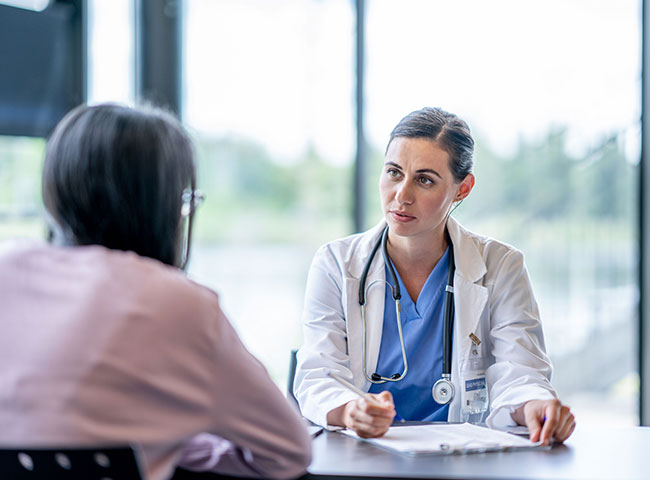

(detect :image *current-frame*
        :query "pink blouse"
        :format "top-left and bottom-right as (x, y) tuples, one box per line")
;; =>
(0, 241), (311, 480)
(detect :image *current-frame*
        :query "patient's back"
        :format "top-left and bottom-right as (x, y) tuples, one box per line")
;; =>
(0, 240), (225, 480)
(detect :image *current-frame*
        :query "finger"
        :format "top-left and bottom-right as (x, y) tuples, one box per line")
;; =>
(349, 405), (379, 425)
(554, 422), (574, 443)
(351, 400), (394, 427)
(344, 399), (373, 427)
(355, 421), (391, 438)
(561, 420), (576, 442)
(355, 397), (385, 415)
(524, 407), (543, 443)
(373, 421), (392, 437)
(371, 392), (395, 410)
(364, 395), (395, 418)
(527, 418), (542, 443)
(349, 408), (393, 438)
(539, 401), (561, 446)
(377, 390), (394, 404)
(551, 407), (572, 438)
(350, 413), (374, 428)
(352, 419), (378, 437)
(366, 403), (395, 418)
(554, 412), (576, 442)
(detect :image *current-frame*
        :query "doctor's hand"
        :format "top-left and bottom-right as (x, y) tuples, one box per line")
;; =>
(512, 399), (576, 446)
(336, 391), (396, 438)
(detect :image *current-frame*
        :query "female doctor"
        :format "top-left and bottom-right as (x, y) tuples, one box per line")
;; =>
(294, 107), (575, 445)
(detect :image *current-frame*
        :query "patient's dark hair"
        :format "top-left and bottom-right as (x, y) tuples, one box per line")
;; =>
(387, 107), (474, 182)
(42, 103), (195, 267)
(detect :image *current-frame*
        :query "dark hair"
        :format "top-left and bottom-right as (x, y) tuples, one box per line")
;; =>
(386, 107), (474, 182)
(42, 103), (196, 267)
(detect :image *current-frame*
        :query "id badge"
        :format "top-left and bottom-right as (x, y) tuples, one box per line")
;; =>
(460, 337), (488, 417)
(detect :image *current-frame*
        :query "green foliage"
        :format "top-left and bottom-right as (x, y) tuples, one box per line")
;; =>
(0, 136), (46, 241)
(0, 128), (637, 251)
(189, 127), (638, 250)
(192, 135), (353, 247)
(0, 136), (45, 209)
(461, 128), (636, 227)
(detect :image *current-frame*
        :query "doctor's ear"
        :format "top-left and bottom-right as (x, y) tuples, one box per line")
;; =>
(455, 174), (475, 202)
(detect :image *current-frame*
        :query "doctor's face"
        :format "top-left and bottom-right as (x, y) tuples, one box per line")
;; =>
(379, 137), (474, 242)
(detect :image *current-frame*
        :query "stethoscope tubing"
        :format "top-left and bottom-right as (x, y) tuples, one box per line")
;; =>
(358, 224), (455, 385)
(441, 240), (455, 376)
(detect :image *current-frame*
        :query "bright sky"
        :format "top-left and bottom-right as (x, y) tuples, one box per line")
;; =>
(88, 0), (641, 164)
(364, 0), (641, 161)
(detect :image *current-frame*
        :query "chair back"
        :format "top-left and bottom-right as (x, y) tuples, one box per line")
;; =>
(0, 446), (144, 479)
(287, 348), (299, 406)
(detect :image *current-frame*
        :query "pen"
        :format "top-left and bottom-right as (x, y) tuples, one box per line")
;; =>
(327, 371), (405, 423)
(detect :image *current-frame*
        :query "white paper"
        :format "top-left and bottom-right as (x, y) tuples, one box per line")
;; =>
(341, 422), (540, 455)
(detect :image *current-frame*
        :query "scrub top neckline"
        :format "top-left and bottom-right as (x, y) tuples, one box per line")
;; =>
(386, 246), (450, 320)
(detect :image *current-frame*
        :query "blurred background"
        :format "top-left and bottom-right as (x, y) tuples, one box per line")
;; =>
(0, 0), (642, 426)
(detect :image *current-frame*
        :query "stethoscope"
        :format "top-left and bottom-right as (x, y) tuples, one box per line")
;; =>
(358, 224), (456, 405)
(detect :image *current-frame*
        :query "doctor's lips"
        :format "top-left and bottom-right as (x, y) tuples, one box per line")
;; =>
(389, 210), (416, 222)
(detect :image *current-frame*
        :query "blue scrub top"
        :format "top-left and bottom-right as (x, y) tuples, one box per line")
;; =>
(368, 247), (451, 421)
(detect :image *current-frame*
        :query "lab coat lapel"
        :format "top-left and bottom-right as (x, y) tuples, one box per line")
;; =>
(447, 217), (488, 359)
(345, 221), (386, 390)
(453, 276), (488, 359)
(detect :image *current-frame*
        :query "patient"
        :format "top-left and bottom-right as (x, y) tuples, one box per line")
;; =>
(0, 104), (311, 480)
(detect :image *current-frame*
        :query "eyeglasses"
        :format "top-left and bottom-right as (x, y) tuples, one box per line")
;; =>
(181, 188), (206, 217)
(180, 188), (205, 270)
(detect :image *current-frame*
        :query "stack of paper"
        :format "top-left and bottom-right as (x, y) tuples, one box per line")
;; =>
(341, 422), (541, 455)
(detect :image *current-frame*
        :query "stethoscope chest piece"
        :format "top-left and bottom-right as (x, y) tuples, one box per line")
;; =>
(432, 377), (454, 405)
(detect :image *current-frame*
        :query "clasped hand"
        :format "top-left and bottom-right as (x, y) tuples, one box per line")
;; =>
(342, 391), (395, 438)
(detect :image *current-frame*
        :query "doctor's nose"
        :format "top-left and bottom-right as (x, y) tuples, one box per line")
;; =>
(395, 182), (414, 205)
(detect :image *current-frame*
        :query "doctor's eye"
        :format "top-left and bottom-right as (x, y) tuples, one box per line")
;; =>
(386, 168), (401, 178)
(418, 175), (434, 186)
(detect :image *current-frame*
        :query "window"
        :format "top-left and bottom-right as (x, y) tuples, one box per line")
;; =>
(0, 0), (642, 422)
(365, 0), (641, 425)
(0, 0), (133, 242)
(87, 0), (133, 105)
(183, 0), (355, 383)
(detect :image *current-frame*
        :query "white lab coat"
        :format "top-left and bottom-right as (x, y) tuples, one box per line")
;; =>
(295, 217), (557, 429)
